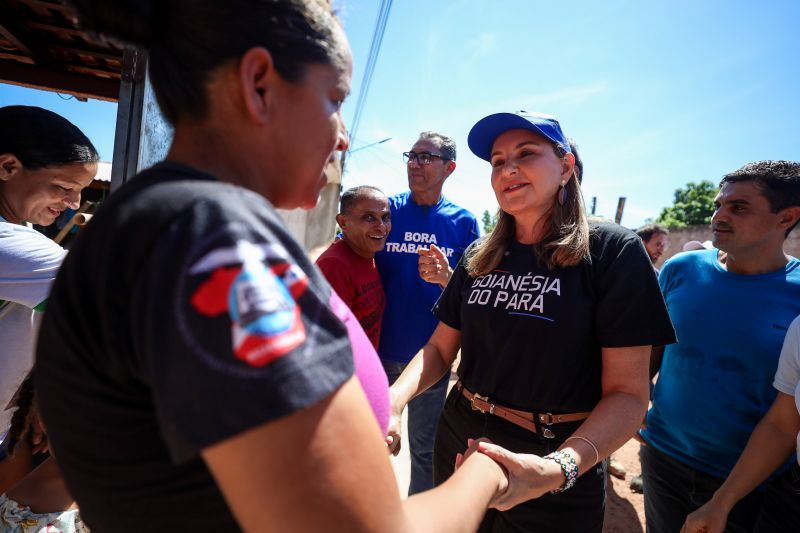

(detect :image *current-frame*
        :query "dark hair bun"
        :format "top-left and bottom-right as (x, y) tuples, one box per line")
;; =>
(0, 105), (99, 169)
(69, 0), (163, 48)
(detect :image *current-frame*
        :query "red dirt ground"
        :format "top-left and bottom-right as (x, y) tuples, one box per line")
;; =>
(603, 438), (646, 533)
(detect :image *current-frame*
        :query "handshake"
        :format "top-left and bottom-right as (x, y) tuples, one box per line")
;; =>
(386, 415), (569, 511)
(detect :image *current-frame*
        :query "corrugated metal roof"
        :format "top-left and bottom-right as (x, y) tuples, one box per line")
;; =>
(94, 160), (111, 182)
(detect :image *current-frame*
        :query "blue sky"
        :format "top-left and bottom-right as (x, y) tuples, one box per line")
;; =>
(337, 0), (800, 227)
(2, 0), (798, 228)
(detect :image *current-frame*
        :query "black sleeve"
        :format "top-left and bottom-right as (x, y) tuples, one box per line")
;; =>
(131, 200), (354, 463)
(592, 226), (676, 348)
(432, 254), (471, 330)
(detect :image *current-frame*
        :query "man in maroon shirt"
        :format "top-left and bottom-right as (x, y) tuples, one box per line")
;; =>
(316, 186), (391, 349)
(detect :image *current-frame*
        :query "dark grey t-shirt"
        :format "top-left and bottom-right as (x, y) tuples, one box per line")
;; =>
(36, 163), (353, 532)
(434, 222), (675, 413)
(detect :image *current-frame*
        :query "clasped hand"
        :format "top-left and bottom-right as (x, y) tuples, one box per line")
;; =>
(456, 438), (565, 510)
(385, 402), (403, 455)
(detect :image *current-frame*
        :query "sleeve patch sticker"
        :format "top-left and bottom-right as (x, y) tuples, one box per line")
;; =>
(189, 240), (307, 367)
(191, 267), (240, 316)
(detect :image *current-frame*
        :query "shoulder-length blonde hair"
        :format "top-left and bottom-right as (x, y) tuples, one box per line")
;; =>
(466, 150), (590, 276)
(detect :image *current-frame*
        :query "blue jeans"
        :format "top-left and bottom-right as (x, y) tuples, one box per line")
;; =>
(641, 444), (762, 533)
(381, 358), (449, 495)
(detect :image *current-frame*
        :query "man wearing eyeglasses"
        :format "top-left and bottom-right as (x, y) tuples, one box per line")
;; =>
(376, 131), (480, 495)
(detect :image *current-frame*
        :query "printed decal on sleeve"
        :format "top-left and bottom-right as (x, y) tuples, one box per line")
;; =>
(188, 240), (308, 367)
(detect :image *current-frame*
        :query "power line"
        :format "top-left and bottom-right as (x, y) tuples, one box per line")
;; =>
(349, 136), (392, 154)
(350, 0), (392, 143)
(343, 0), (392, 172)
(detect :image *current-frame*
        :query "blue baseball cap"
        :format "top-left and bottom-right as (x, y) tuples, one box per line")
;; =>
(467, 111), (571, 162)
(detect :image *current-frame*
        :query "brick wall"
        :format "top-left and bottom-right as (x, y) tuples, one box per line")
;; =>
(654, 225), (800, 269)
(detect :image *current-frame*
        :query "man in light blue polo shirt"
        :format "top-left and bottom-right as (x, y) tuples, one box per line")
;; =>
(376, 131), (479, 495)
(641, 160), (800, 533)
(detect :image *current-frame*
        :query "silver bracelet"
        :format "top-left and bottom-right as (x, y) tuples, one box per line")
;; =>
(564, 435), (600, 466)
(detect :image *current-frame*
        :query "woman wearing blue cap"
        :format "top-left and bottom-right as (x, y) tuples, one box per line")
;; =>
(387, 111), (676, 531)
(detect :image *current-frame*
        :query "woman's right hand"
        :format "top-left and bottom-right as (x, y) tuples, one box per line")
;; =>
(681, 499), (730, 533)
(383, 324), (462, 457)
(476, 441), (565, 510)
(385, 397), (404, 456)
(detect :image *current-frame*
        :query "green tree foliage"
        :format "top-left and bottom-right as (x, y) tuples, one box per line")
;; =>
(656, 180), (718, 228)
(481, 209), (496, 234)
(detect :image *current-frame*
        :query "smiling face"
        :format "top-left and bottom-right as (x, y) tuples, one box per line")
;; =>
(337, 193), (391, 258)
(489, 128), (573, 220)
(711, 180), (792, 255)
(0, 158), (97, 225)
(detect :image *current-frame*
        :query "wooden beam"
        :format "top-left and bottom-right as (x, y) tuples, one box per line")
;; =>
(0, 51), (35, 64)
(67, 63), (121, 79)
(12, 0), (74, 17)
(52, 45), (122, 63)
(0, 3), (48, 62)
(26, 21), (86, 39)
(0, 60), (119, 101)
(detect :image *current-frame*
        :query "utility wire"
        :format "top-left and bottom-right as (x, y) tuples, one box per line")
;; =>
(342, 0), (393, 172)
(350, 0), (391, 143)
(349, 137), (392, 154)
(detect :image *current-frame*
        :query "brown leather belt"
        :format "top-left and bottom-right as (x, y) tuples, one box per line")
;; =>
(455, 381), (590, 438)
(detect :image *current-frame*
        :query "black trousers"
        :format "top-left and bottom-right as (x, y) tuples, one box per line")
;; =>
(433, 387), (606, 533)
(640, 443), (762, 533)
(753, 461), (800, 533)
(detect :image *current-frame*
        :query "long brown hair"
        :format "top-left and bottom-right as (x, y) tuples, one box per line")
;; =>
(466, 148), (590, 276)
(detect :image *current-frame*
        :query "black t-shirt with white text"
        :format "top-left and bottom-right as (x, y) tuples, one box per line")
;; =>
(35, 163), (354, 532)
(433, 223), (675, 413)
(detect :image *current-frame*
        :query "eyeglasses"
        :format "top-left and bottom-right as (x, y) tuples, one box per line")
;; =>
(402, 151), (451, 165)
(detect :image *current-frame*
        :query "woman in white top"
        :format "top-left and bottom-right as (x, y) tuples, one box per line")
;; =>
(0, 105), (99, 483)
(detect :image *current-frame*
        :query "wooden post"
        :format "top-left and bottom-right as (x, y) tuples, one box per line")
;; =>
(614, 197), (626, 225)
(110, 49), (147, 192)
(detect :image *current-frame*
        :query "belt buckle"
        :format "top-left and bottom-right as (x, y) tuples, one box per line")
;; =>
(539, 413), (557, 439)
(471, 393), (495, 415)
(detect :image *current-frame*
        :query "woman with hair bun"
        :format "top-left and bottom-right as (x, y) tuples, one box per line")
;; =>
(387, 111), (676, 531)
(0, 105), (98, 487)
(34, 1), (509, 532)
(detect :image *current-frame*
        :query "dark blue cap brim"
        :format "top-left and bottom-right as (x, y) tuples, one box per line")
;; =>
(468, 112), (568, 162)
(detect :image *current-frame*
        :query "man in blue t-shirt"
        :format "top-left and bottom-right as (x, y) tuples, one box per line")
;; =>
(641, 160), (800, 533)
(376, 131), (479, 495)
